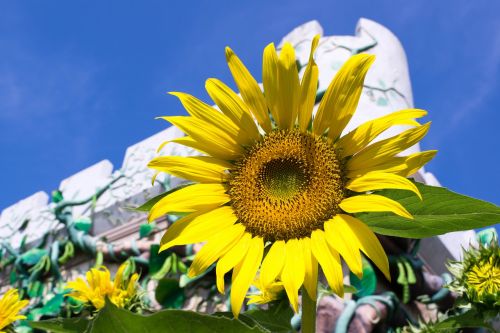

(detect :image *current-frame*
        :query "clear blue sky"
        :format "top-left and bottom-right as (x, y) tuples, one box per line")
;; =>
(0, 1), (498, 232)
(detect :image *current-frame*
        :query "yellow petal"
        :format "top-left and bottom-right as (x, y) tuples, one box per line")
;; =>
(335, 215), (390, 280)
(339, 194), (413, 219)
(149, 183), (230, 221)
(310, 230), (344, 297)
(324, 219), (363, 278)
(276, 43), (300, 129)
(169, 92), (253, 145)
(162, 136), (227, 161)
(215, 233), (252, 294)
(148, 156), (231, 183)
(346, 172), (422, 200)
(160, 206), (238, 252)
(159, 116), (244, 159)
(231, 236), (264, 317)
(127, 273), (139, 293)
(281, 239), (305, 313)
(113, 261), (129, 289)
(226, 47), (272, 132)
(336, 109), (427, 158)
(313, 54), (375, 139)
(260, 240), (286, 287)
(188, 223), (246, 277)
(347, 123), (431, 171)
(262, 43), (280, 126)
(298, 35), (320, 131)
(402, 150), (438, 176)
(347, 150), (437, 178)
(205, 78), (260, 142)
(301, 237), (318, 300)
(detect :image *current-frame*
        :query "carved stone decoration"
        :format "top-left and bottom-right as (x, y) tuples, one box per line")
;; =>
(0, 192), (58, 249)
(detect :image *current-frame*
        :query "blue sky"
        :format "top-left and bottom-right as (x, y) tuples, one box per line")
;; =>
(0, 1), (498, 232)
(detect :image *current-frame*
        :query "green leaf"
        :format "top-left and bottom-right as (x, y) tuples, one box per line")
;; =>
(243, 299), (294, 333)
(356, 182), (500, 238)
(130, 183), (192, 212)
(29, 317), (91, 333)
(432, 309), (494, 332)
(155, 278), (184, 309)
(89, 301), (265, 332)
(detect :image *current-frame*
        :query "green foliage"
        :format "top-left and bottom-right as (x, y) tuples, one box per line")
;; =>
(402, 309), (495, 332)
(431, 310), (495, 332)
(31, 301), (268, 332)
(356, 182), (500, 238)
(29, 317), (91, 333)
(242, 300), (295, 333)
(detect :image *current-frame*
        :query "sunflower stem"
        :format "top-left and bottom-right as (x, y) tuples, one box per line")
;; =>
(301, 287), (316, 333)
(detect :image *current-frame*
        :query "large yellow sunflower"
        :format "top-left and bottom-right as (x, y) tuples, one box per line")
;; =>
(148, 35), (436, 316)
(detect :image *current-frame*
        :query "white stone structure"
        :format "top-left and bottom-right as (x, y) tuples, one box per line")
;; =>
(0, 19), (475, 277)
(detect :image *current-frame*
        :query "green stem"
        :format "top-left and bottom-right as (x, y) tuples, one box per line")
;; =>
(301, 287), (316, 333)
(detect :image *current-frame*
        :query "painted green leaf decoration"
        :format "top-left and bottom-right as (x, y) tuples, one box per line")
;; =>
(349, 257), (377, 298)
(74, 217), (92, 233)
(155, 278), (184, 309)
(28, 293), (65, 320)
(356, 182), (500, 238)
(20, 248), (47, 265)
(148, 244), (170, 277)
(139, 222), (156, 239)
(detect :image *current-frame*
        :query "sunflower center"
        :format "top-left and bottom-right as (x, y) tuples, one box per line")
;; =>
(229, 129), (345, 241)
(260, 158), (307, 200)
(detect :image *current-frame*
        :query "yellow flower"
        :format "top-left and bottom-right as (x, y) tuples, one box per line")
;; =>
(0, 289), (29, 333)
(247, 278), (284, 305)
(466, 256), (500, 299)
(148, 35), (435, 316)
(66, 262), (139, 310)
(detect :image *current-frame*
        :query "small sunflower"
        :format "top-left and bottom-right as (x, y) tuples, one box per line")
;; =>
(246, 278), (284, 305)
(0, 289), (29, 333)
(448, 240), (500, 308)
(148, 35), (436, 316)
(66, 262), (140, 310)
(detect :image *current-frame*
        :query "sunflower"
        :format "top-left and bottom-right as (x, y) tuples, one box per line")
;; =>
(148, 35), (436, 316)
(0, 289), (29, 333)
(448, 240), (500, 308)
(66, 262), (139, 310)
